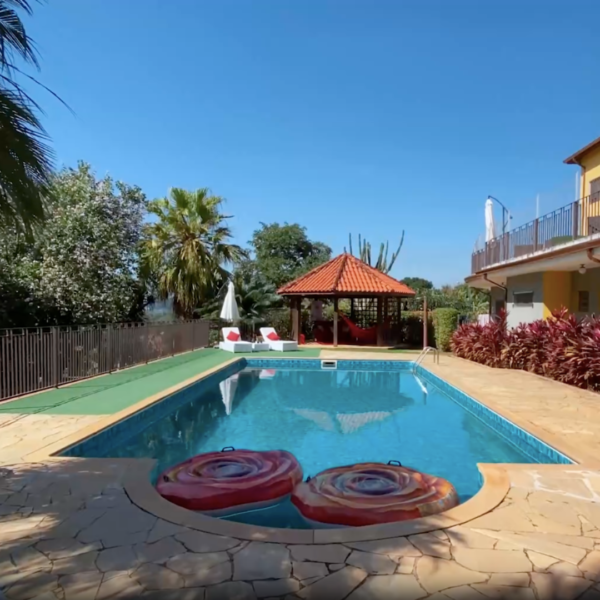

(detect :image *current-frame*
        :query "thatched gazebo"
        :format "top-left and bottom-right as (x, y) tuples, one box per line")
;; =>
(277, 253), (415, 347)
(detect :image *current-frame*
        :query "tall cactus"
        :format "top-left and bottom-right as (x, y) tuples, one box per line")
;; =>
(345, 231), (405, 274)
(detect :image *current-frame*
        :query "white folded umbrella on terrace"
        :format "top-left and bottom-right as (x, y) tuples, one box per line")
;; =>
(485, 197), (496, 243)
(220, 281), (240, 322)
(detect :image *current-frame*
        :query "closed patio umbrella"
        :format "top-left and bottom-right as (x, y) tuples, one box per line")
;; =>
(220, 281), (240, 322)
(485, 198), (496, 242)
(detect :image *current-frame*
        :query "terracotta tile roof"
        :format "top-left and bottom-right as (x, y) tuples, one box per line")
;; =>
(277, 253), (416, 296)
(564, 134), (600, 164)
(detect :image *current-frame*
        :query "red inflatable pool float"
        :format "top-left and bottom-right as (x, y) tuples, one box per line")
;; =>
(291, 462), (458, 527)
(156, 448), (303, 514)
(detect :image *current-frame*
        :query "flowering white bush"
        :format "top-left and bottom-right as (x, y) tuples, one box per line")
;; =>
(0, 162), (147, 326)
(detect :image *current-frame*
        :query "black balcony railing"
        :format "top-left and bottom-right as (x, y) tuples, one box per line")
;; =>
(471, 195), (600, 273)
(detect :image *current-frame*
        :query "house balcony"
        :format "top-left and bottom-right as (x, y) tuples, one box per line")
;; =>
(471, 195), (600, 274)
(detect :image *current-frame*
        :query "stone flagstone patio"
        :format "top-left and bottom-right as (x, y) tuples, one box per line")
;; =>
(1, 351), (600, 599)
(1, 460), (600, 600)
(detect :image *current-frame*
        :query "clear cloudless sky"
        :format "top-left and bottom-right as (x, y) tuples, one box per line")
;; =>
(23, 0), (600, 285)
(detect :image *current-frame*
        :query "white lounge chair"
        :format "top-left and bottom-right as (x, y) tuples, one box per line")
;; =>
(259, 327), (298, 352)
(219, 327), (253, 353)
(252, 341), (270, 352)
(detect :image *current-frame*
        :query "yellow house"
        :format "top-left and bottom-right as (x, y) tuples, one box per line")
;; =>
(564, 136), (600, 236)
(467, 135), (600, 328)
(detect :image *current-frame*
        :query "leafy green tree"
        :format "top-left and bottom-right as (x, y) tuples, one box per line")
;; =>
(0, 162), (148, 326)
(403, 281), (489, 321)
(345, 232), (404, 274)
(0, 223), (49, 326)
(144, 188), (247, 318)
(426, 284), (489, 317)
(38, 163), (147, 323)
(402, 277), (434, 294)
(451, 284), (489, 316)
(0, 0), (59, 227)
(250, 223), (331, 289)
(323, 299), (351, 319)
(234, 272), (281, 332)
(233, 257), (260, 281)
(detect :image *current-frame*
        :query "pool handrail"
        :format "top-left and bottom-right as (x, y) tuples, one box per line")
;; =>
(413, 346), (439, 372)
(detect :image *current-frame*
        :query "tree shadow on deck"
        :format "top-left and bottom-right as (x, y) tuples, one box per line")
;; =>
(1, 461), (598, 600)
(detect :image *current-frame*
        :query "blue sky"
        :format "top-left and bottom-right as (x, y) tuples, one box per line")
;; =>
(25, 0), (600, 285)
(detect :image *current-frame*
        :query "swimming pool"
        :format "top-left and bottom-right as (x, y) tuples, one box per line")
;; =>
(62, 359), (572, 529)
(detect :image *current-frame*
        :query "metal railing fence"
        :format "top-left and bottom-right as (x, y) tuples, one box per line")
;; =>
(0, 319), (210, 401)
(472, 194), (600, 273)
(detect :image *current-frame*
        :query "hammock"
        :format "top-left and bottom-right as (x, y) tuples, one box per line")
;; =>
(340, 314), (378, 345)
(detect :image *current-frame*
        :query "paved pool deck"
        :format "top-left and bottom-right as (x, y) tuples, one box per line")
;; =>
(1, 350), (600, 600)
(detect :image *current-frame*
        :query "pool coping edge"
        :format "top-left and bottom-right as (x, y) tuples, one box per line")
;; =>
(120, 460), (511, 544)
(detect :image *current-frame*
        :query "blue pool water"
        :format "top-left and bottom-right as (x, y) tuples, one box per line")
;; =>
(78, 363), (554, 528)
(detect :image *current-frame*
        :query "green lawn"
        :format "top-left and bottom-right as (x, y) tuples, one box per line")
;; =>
(0, 347), (322, 416)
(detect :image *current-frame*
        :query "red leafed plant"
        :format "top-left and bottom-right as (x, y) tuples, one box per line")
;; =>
(502, 318), (550, 375)
(452, 307), (600, 391)
(451, 310), (507, 367)
(475, 310), (507, 368)
(451, 321), (483, 362)
(544, 309), (600, 389)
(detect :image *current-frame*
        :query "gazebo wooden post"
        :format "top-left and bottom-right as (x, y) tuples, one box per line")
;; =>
(383, 296), (389, 346)
(291, 296), (301, 342)
(423, 295), (428, 348)
(397, 297), (402, 346)
(333, 297), (339, 347)
(376, 296), (384, 347)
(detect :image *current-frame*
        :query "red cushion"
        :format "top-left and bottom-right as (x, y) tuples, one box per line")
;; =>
(267, 332), (280, 341)
(226, 331), (240, 342)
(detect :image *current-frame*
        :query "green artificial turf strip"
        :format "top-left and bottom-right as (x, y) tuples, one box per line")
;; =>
(0, 347), (322, 416)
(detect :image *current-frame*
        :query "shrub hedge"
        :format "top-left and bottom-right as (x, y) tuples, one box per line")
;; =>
(399, 311), (434, 348)
(451, 308), (600, 391)
(432, 308), (460, 351)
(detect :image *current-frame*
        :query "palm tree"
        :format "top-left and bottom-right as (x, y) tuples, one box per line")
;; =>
(143, 188), (247, 318)
(233, 270), (281, 335)
(0, 0), (55, 227)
